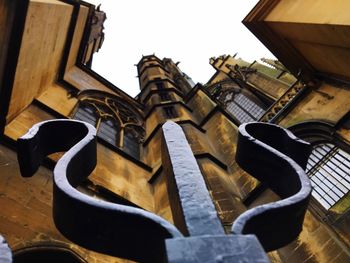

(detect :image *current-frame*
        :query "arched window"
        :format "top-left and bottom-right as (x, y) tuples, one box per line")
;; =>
(209, 80), (268, 124)
(290, 121), (350, 211)
(72, 90), (145, 160)
(306, 143), (350, 209)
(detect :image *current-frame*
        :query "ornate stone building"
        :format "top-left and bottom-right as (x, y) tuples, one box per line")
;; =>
(0, 0), (349, 262)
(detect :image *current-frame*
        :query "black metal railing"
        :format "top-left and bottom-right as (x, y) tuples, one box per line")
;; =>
(2, 120), (313, 262)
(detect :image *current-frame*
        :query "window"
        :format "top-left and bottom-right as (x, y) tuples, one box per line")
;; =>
(73, 104), (97, 126)
(224, 92), (265, 123)
(97, 118), (119, 146)
(306, 143), (350, 210)
(73, 91), (145, 159)
(288, 121), (350, 215)
(163, 106), (178, 119)
(123, 126), (141, 159)
(159, 91), (171, 101)
(156, 82), (164, 89)
(210, 81), (267, 124)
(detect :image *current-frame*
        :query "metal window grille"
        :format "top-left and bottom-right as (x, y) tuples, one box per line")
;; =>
(306, 143), (350, 209)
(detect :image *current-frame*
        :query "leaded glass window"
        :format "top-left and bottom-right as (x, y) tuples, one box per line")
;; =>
(306, 143), (350, 209)
(74, 104), (97, 126)
(224, 92), (265, 123)
(123, 126), (141, 159)
(210, 81), (267, 124)
(73, 91), (145, 159)
(98, 118), (119, 146)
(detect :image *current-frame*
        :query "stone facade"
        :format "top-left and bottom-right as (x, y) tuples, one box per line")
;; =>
(0, 0), (349, 262)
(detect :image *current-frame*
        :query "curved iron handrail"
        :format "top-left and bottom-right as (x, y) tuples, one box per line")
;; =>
(17, 119), (182, 262)
(232, 122), (312, 251)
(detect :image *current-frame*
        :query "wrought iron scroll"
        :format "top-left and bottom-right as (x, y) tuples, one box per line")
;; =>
(17, 119), (182, 262)
(163, 121), (312, 258)
(15, 120), (312, 262)
(162, 121), (269, 262)
(232, 122), (312, 251)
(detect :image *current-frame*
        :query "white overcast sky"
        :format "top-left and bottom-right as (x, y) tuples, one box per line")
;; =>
(88, 0), (275, 97)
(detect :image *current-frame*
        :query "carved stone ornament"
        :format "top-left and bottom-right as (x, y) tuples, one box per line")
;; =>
(226, 64), (257, 81)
